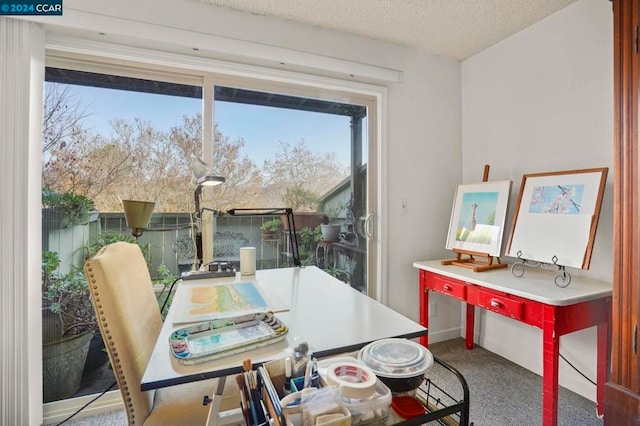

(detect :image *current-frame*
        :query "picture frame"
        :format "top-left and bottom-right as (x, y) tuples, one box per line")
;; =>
(445, 180), (512, 257)
(506, 167), (608, 270)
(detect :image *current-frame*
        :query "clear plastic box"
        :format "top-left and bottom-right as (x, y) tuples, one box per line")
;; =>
(317, 357), (392, 425)
(340, 378), (392, 425)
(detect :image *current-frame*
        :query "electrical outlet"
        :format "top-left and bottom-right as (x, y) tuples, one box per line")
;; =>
(400, 197), (408, 215)
(429, 301), (437, 317)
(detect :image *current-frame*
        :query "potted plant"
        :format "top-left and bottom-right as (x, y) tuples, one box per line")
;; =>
(42, 188), (96, 229)
(42, 250), (96, 402)
(260, 219), (282, 240)
(320, 205), (343, 242)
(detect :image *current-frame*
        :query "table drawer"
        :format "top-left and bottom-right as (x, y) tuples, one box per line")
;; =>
(427, 274), (467, 300)
(476, 290), (523, 320)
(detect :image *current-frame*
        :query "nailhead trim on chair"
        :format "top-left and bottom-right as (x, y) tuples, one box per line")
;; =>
(85, 262), (138, 424)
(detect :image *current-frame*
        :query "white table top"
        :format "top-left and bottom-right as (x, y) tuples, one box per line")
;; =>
(141, 266), (427, 391)
(413, 260), (612, 306)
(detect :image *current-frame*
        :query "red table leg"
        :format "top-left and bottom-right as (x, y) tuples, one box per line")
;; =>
(596, 321), (607, 417)
(542, 305), (559, 426)
(419, 276), (428, 347)
(466, 303), (475, 349)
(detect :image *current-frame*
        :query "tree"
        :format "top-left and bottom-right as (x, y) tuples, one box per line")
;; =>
(262, 140), (349, 211)
(43, 83), (265, 212)
(168, 115), (263, 212)
(42, 83), (345, 214)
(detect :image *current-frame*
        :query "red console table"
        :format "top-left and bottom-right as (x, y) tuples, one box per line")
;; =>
(413, 260), (612, 426)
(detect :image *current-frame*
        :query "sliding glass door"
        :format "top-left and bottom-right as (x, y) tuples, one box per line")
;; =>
(41, 58), (379, 415)
(207, 84), (370, 292)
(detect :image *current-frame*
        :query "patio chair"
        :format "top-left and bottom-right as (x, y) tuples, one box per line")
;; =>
(83, 241), (238, 425)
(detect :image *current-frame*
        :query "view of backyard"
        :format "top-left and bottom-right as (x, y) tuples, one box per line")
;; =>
(42, 67), (368, 405)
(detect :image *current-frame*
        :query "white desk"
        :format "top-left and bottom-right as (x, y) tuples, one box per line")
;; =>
(142, 266), (427, 391)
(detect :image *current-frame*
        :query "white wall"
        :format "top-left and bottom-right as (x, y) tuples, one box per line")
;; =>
(461, 0), (613, 401)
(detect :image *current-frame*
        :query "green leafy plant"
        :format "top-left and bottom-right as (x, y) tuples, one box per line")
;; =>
(324, 265), (350, 283)
(79, 230), (147, 261)
(260, 219), (282, 233)
(155, 264), (177, 317)
(42, 251), (96, 337)
(296, 226), (322, 264)
(323, 204), (344, 224)
(42, 188), (95, 228)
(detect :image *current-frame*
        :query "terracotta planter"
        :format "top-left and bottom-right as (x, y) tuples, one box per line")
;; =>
(280, 212), (326, 231)
(261, 231), (278, 240)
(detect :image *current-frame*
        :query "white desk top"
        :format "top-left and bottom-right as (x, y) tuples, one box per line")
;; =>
(413, 260), (612, 306)
(141, 266), (426, 391)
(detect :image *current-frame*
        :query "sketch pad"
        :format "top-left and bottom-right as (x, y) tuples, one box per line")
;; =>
(172, 281), (275, 324)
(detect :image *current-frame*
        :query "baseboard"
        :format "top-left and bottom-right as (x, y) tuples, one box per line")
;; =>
(427, 326), (462, 344)
(42, 390), (123, 425)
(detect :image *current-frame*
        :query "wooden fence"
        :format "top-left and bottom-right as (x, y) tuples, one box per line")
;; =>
(44, 211), (286, 279)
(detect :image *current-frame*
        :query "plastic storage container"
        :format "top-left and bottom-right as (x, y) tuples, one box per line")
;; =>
(340, 378), (392, 425)
(358, 338), (434, 393)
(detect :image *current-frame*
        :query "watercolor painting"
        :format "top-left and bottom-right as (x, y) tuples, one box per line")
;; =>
(528, 184), (585, 215)
(446, 180), (512, 257)
(456, 191), (499, 244)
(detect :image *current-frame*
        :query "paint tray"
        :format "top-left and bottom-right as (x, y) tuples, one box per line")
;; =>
(169, 311), (288, 365)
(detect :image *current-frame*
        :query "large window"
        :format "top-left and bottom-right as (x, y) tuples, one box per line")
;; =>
(42, 65), (372, 409)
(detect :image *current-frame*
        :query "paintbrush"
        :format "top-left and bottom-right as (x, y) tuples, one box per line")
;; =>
(235, 374), (251, 425)
(243, 358), (267, 424)
(242, 359), (265, 425)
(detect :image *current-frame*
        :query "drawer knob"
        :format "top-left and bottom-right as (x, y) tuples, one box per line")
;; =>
(443, 285), (452, 291)
(490, 299), (502, 308)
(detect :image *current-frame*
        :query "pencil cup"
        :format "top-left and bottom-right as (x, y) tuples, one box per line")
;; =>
(240, 247), (256, 276)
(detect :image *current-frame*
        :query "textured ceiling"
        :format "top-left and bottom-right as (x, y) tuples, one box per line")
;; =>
(196, 0), (578, 60)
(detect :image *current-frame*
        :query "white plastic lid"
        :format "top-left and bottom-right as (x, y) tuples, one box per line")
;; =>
(357, 338), (434, 378)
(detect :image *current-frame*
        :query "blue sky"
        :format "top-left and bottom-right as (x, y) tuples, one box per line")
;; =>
(66, 85), (352, 167)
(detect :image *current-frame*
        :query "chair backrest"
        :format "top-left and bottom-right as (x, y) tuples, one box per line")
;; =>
(84, 241), (163, 425)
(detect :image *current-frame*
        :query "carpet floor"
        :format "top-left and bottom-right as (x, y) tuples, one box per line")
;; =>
(427, 338), (603, 426)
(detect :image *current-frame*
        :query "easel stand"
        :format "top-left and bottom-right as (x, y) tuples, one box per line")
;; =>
(441, 164), (508, 273)
(441, 249), (507, 272)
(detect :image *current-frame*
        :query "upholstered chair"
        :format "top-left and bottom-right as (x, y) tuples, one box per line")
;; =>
(83, 241), (238, 425)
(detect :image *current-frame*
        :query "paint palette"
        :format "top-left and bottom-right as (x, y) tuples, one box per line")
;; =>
(169, 312), (288, 365)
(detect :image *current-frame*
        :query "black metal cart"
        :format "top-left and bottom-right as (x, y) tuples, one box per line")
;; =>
(392, 355), (471, 426)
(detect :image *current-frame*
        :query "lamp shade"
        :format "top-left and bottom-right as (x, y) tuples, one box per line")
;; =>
(198, 175), (225, 186)
(122, 200), (155, 238)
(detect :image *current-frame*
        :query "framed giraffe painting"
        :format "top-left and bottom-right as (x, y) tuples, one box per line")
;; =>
(505, 167), (608, 270)
(445, 180), (512, 257)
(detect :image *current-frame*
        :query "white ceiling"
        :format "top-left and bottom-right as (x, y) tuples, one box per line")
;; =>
(195, 0), (578, 60)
